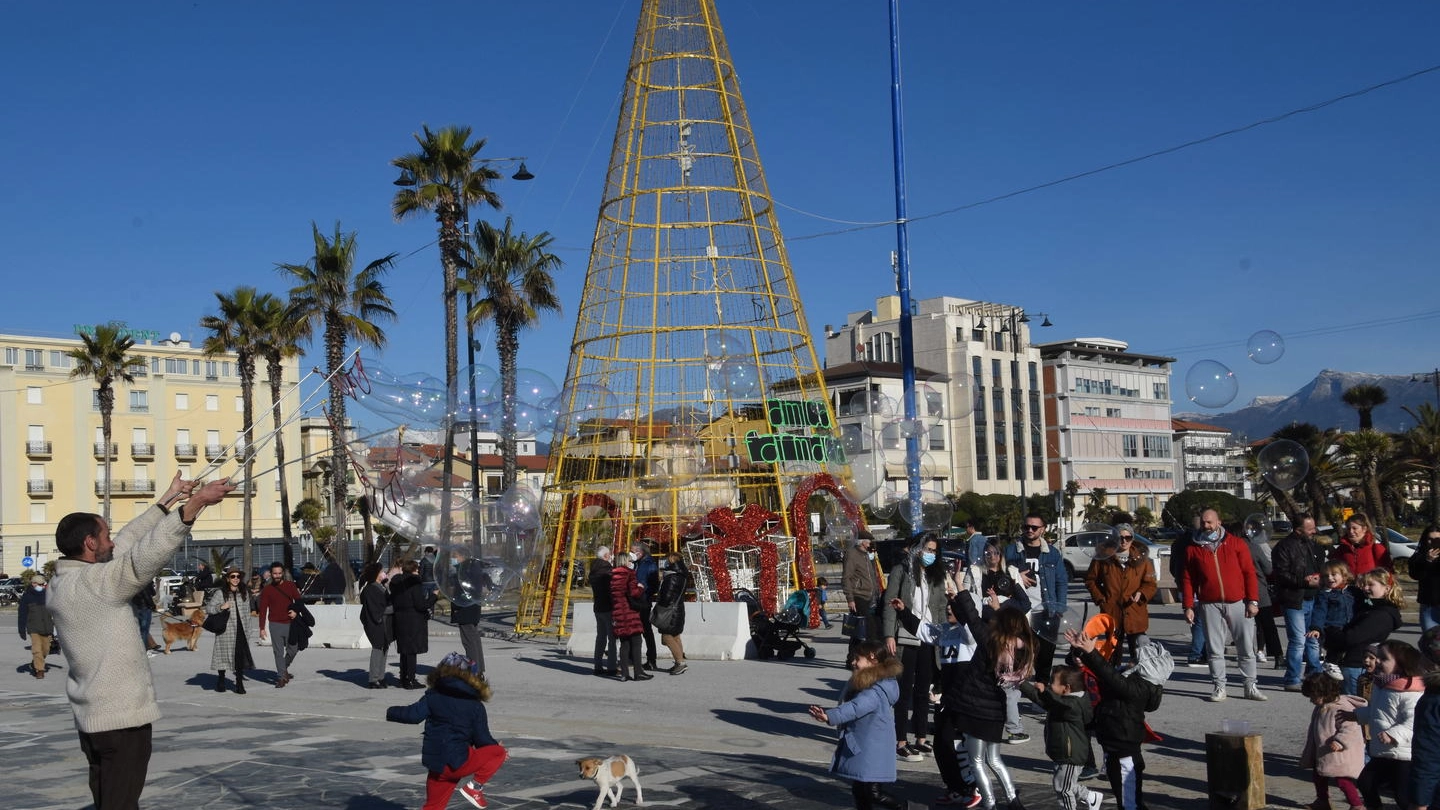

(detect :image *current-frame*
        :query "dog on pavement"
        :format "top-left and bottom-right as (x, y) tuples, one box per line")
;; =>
(161, 609), (206, 653)
(576, 754), (643, 809)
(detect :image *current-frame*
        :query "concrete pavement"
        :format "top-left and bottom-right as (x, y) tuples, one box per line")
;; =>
(3, 591), (1420, 809)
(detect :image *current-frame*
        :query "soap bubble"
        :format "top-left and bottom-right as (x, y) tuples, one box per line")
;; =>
(1185, 360), (1238, 409)
(1033, 603), (1089, 646)
(1243, 513), (1271, 541)
(704, 330), (743, 359)
(845, 391), (898, 419)
(1257, 439), (1309, 490)
(495, 484), (542, 534)
(840, 423), (872, 458)
(936, 373), (976, 420)
(719, 358), (762, 398)
(1246, 330), (1285, 365)
(844, 452), (885, 502)
(352, 359), (448, 428)
(916, 380), (945, 422)
(871, 488), (901, 519)
(437, 546), (517, 607)
(553, 382), (618, 438)
(894, 488), (953, 532)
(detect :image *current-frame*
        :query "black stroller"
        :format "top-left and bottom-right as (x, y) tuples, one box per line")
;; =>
(735, 587), (816, 660)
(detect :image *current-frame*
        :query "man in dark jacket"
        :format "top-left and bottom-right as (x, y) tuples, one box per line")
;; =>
(1181, 508), (1263, 702)
(19, 574), (55, 678)
(1071, 632), (1169, 810)
(1271, 513), (1327, 691)
(589, 546), (617, 676)
(630, 540), (660, 671)
(448, 552), (488, 677)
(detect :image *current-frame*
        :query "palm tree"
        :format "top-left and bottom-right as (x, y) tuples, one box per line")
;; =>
(254, 293), (305, 572)
(1338, 429), (1394, 525)
(391, 125), (503, 544)
(466, 217), (563, 491)
(1343, 384), (1389, 431)
(280, 222), (397, 602)
(68, 324), (146, 523)
(1404, 403), (1440, 524)
(201, 287), (267, 576)
(1271, 423), (1343, 525)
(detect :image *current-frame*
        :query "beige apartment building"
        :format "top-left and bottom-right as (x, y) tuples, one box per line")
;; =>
(0, 327), (303, 575)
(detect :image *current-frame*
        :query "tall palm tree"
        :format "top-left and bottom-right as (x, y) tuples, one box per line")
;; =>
(1338, 429), (1394, 525)
(1404, 403), (1440, 524)
(1271, 423), (1342, 524)
(280, 222), (397, 601)
(1343, 383), (1389, 431)
(68, 324), (145, 523)
(391, 125), (503, 543)
(466, 217), (563, 491)
(254, 293), (305, 572)
(201, 287), (267, 576)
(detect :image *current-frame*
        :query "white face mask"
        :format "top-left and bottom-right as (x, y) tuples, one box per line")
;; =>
(33, 585), (46, 592)
(629, 551), (641, 562)
(866, 552), (876, 561)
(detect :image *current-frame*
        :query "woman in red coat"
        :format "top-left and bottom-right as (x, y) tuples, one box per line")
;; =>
(610, 555), (651, 682)
(1331, 513), (1393, 577)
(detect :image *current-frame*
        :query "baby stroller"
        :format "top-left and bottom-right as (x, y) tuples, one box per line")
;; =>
(735, 587), (816, 660)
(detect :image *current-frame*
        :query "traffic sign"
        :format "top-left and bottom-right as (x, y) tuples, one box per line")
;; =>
(21, 556), (35, 568)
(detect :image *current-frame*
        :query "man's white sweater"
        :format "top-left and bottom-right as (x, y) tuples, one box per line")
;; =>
(50, 506), (191, 733)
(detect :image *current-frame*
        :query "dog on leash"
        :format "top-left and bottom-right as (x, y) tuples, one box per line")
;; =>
(161, 609), (207, 653)
(576, 754), (643, 809)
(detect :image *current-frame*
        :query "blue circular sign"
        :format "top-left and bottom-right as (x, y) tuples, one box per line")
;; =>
(21, 556), (35, 568)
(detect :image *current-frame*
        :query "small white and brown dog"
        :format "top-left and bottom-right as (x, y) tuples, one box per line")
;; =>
(576, 754), (643, 810)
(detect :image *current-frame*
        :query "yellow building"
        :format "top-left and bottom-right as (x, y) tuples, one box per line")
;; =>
(0, 327), (303, 575)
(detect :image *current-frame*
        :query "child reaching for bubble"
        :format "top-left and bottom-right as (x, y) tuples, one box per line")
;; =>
(808, 640), (906, 810)
(1299, 670), (1367, 810)
(386, 651), (507, 810)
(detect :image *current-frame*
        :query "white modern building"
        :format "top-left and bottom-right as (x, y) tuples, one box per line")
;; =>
(824, 295), (1050, 501)
(1039, 338), (1179, 529)
(1173, 418), (1252, 499)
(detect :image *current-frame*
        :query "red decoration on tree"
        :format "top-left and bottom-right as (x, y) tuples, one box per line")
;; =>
(630, 519), (674, 553)
(701, 503), (783, 610)
(789, 473), (867, 628)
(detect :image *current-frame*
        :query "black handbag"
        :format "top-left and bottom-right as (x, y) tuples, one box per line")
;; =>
(202, 609), (230, 634)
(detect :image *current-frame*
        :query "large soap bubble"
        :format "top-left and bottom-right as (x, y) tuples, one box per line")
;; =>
(495, 484), (542, 534)
(352, 359), (448, 428)
(436, 544), (518, 607)
(845, 390), (898, 419)
(1257, 439), (1309, 490)
(1033, 603), (1090, 646)
(894, 488), (954, 533)
(719, 358), (762, 398)
(936, 373), (976, 420)
(1243, 513), (1271, 543)
(1185, 360), (1238, 409)
(1246, 330), (1285, 365)
(704, 329), (744, 359)
(553, 382), (619, 438)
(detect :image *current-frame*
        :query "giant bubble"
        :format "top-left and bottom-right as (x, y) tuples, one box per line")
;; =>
(1184, 360), (1238, 409)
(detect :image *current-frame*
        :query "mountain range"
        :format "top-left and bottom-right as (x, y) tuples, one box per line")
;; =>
(1175, 369), (1440, 441)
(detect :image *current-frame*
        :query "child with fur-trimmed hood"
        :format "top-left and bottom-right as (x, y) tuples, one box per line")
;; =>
(1068, 630), (1172, 810)
(387, 652), (508, 810)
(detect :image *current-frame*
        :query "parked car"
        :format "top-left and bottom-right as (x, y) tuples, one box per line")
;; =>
(1059, 530), (1114, 580)
(0, 576), (25, 605)
(1383, 527), (1418, 574)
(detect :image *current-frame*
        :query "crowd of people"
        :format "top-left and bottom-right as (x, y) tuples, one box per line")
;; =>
(812, 510), (1440, 810)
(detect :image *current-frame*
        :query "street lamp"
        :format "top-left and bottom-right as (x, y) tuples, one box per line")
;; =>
(1410, 368), (1440, 408)
(393, 157), (534, 544)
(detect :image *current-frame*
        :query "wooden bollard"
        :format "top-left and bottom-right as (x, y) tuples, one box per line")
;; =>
(1205, 730), (1266, 809)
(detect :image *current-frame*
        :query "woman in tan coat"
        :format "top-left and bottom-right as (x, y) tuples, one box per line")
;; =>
(1085, 526), (1158, 664)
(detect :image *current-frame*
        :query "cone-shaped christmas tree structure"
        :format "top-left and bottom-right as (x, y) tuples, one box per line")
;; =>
(515, 0), (863, 636)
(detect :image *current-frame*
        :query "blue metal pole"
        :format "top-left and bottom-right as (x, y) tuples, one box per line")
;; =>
(888, 0), (922, 530)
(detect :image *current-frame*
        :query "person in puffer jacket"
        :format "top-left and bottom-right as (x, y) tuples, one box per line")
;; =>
(387, 651), (507, 810)
(1356, 640), (1429, 810)
(892, 590), (980, 807)
(1070, 631), (1171, 810)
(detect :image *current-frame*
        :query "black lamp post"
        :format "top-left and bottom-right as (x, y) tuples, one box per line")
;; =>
(1410, 368), (1440, 408)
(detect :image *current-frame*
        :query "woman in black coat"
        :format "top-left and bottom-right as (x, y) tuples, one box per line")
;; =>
(359, 562), (393, 689)
(653, 553), (689, 675)
(1408, 524), (1440, 633)
(391, 559), (434, 689)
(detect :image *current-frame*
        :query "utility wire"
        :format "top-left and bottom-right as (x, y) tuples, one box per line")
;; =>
(786, 62), (1440, 243)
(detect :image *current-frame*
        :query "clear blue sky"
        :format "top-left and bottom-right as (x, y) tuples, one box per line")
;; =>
(3, 1), (1437, 418)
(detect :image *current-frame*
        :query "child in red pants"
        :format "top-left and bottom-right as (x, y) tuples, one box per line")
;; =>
(387, 652), (507, 809)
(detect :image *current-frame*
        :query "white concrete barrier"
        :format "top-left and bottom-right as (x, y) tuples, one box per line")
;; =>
(305, 604), (367, 649)
(566, 601), (752, 661)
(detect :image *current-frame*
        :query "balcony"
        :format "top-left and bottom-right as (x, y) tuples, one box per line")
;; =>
(27, 479), (53, 497)
(175, 443), (198, 460)
(94, 479), (158, 496)
(205, 444), (227, 461)
(131, 442), (155, 459)
(26, 440), (52, 458)
(93, 442), (118, 459)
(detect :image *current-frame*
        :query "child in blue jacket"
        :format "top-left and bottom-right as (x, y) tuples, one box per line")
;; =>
(809, 640), (905, 809)
(387, 651), (507, 810)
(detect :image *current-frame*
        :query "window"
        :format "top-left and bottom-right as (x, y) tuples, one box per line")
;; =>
(49, 350), (72, 369)
(30, 503), (46, 524)
(3, 347), (15, 364)
(24, 348), (44, 370)
(975, 425), (989, 480)
(235, 396), (244, 413)
(96, 461), (107, 482)
(972, 356), (983, 385)
(1142, 435), (1172, 458)
(92, 389), (101, 410)
(1083, 406), (1100, 416)
(1153, 382), (1169, 400)
(133, 427), (147, 443)
(1122, 435), (1139, 458)
(1105, 408), (1122, 418)
(165, 358), (187, 374)
(205, 361), (219, 380)
(27, 386), (42, 404)
(175, 393), (189, 410)
(129, 390), (149, 412)
(991, 359), (1002, 381)
(1127, 496), (1139, 511)
(191, 360), (201, 376)
(205, 395), (219, 411)
(928, 425), (945, 451)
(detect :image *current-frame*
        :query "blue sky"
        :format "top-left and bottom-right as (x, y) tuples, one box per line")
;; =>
(3, 1), (1437, 419)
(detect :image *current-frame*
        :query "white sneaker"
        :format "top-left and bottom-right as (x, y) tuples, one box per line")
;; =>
(1243, 684), (1268, 701)
(1207, 686), (1227, 702)
(1255, 651), (1269, 663)
(1086, 790), (1106, 810)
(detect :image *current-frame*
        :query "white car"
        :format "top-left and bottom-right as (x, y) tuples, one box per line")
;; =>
(1383, 528), (1417, 572)
(1059, 530), (1167, 582)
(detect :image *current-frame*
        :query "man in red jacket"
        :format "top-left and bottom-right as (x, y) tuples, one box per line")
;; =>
(1181, 508), (1264, 703)
(258, 561), (304, 687)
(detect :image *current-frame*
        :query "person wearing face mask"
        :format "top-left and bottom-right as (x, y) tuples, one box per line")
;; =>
(843, 531), (882, 666)
(882, 532), (950, 762)
(610, 548), (650, 682)
(1181, 508), (1264, 703)
(19, 574), (55, 679)
(629, 540), (661, 671)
